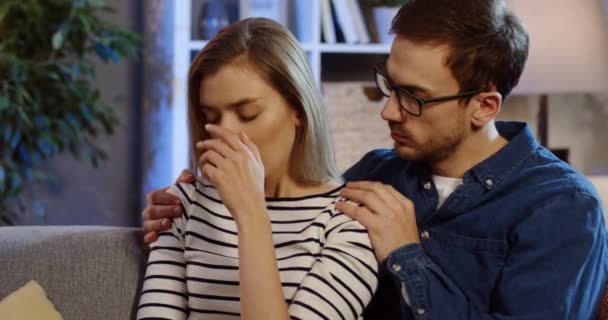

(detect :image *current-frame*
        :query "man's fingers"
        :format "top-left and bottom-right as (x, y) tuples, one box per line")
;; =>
(336, 201), (377, 230)
(176, 169), (195, 184)
(142, 205), (182, 221)
(344, 181), (376, 190)
(345, 181), (403, 213)
(144, 231), (158, 245)
(143, 218), (172, 234)
(146, 189), (181, 208)
(384, 185), (415, 211)
(339, 187), (397, 217)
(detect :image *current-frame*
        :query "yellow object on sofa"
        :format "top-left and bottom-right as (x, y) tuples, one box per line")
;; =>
(0, 280), (64, 320)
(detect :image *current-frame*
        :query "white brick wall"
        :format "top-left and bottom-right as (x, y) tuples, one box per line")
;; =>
(324, 82), (392, 172)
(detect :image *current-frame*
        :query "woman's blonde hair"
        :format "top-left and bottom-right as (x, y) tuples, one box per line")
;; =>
(188, 18), (340, 184)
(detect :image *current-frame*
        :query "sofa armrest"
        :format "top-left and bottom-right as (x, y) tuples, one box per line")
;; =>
(0, 226), (148, 320)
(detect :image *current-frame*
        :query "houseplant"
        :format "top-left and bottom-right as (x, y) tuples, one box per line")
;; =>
(0, 0), (139, 224)
(361, 0), (408, 43)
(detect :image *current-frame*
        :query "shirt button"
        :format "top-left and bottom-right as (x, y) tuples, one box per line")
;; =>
(485, 178), (494, 187)
(423, 182), (432, 190)
(420, 230), (430, 240)
(392, 263), (402, 272)
(417, 308), (426, 315)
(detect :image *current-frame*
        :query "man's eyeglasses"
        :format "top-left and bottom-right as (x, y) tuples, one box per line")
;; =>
(374, 63), (483, 117)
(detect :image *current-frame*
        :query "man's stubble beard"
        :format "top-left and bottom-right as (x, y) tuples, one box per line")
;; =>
(395, 122), (467, 165)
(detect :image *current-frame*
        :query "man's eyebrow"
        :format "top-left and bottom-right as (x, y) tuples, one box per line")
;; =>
(400, 84), (433, 96)
(385, 63), (433, 96)
(389, 75), (433, 96)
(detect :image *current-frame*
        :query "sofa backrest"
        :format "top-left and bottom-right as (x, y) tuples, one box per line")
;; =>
(0, 226), (148, 320)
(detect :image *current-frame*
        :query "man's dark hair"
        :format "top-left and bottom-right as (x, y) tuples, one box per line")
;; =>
(391, 0), (529, 98)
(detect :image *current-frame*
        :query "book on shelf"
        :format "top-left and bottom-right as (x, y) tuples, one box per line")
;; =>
(331, 0), (359, 43)
(348, 0), (370, 44)
(330, 0), (347, 43)
(323, 0), (371, 44)
(244, 0), (287, 25)
(321, 0), (337, 43)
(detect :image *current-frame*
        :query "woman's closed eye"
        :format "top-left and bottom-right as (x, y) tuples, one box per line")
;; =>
(201, 104), (260, 124)
(236, 105), (261, 122)
(238, 112), (259, 122)
(202, 110), (221, 124)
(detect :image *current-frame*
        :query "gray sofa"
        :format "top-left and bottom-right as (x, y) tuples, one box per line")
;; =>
(0, 226), (148, 320)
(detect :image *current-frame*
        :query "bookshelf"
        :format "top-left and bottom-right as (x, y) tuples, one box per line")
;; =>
(170, 0), (391, 178)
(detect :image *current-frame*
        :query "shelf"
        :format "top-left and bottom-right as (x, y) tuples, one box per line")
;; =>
(319, 43), (391, 54)
(189, 40), (209, 51)
(299, 43), (315, 51)
(188, 41), (390, 55)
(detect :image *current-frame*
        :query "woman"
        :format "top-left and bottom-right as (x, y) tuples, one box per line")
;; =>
(136, 18), (377, 320)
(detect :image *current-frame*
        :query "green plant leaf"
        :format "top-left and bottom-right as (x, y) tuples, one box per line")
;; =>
(88, 0), (106, 8)
(47, 72), (61, 81)
(16, 107), (32, 127)
(52, 31), (64, 50)
(9, 171), (22, 194)
(0, 0), (140, 222)
(0, 95), (9, 112)
(0, 165), (6, 195)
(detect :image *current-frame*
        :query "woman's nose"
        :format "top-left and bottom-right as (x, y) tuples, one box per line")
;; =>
(218, 115), (241, 134)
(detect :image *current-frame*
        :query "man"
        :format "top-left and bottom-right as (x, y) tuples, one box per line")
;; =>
(142, 0), (607, 318)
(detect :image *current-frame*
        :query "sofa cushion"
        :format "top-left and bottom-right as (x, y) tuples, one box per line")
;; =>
(0, 226), (147, 320)
(0, 280), (64, 320)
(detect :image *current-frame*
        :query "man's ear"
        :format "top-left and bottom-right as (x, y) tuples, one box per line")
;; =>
(471, 91), (502, 128)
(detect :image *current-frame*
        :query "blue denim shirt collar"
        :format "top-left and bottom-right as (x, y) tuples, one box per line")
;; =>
(467, 121), (539, 190)
(409, 121), (538, 192)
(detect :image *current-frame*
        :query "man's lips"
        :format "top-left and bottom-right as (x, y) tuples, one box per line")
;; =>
(390, 131), (412, 144)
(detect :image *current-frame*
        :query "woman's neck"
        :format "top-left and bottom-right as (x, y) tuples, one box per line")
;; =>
(264, 173), (340, 198)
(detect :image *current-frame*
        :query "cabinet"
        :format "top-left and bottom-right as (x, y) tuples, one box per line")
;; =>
(170, 0), (390, 178)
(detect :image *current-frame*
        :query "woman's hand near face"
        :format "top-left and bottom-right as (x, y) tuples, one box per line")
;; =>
(197, 124), (266, 224)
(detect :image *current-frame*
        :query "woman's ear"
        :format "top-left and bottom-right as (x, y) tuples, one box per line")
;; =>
(471, 92), (502, 128)
(294, 111), (304, 127)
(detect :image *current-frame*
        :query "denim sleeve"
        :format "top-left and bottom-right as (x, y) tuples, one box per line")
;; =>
(384, 192), (607, 319)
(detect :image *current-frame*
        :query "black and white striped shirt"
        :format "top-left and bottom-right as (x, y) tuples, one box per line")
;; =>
(137, 179), (378, 320)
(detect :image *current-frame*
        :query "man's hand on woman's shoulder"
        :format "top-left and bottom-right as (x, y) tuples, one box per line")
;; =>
(142, 169), (196, 244)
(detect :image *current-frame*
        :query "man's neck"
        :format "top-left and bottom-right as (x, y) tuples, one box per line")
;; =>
(431, 123), (508, 178)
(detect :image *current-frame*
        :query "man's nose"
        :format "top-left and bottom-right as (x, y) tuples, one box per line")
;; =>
(381, 92), (406, 123)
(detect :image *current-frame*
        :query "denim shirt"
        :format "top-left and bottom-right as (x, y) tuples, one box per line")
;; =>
(343, 121), (608, 319)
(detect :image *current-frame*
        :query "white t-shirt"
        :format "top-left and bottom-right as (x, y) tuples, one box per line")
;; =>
(432, 175), (463, 209)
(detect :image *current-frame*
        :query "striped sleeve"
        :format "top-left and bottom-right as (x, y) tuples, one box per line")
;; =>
(288, 208), (379, 320)
(136, 184), (192, 320)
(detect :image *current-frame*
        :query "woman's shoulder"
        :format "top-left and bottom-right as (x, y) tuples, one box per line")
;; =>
(166, 176), (224, 207)
(192, 176), (224, 203)
(265, 182), (344, 209)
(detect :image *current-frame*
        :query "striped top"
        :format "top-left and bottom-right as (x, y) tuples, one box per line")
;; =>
(137, 179), (378, 320)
